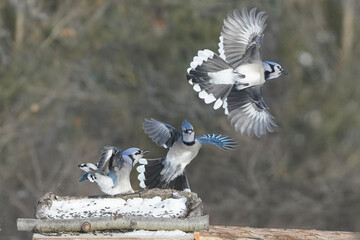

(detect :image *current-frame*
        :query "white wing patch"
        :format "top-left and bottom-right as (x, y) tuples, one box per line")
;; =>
(213, 98), (223, 110)
(136, 165), (145, 173)
(139, 158), (148, 165)
(79, 163), (98, 172)
(189, 49), (214, 69)
(198, 90), (217, 104)
(193, 84), (201, 92)
(218, 36), (226, 60)
(137, 172), (145, 181)
(137, 165), (146, 189)
(223, 99), (229, 115)
(139, 181), (146, 189)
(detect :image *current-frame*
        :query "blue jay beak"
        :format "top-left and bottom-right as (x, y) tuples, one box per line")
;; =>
(281, 69), (288, 76)
(133, 150), (149, 166)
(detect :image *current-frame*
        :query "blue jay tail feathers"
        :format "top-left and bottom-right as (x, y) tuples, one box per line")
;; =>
(137, 158), (190, 191)
(186, 49), (244, 111)
(78, 173), (89, 182)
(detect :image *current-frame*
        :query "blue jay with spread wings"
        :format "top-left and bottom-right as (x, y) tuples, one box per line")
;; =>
(187, 8), (287, 137)
(136, 118), (237, 191)
(78, 146), (147, 195)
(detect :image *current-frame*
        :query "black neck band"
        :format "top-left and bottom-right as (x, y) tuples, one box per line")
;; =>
(183, 141), (195, 146)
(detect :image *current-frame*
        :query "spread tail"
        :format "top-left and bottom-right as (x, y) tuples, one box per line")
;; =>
(186, 49), (242, 110)
(137, 158), (190, 191)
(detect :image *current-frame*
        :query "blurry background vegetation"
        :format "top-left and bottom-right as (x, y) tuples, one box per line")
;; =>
(0, 0), (360, 239)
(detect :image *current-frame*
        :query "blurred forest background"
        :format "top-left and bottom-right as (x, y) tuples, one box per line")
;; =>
(0, 0), (360, 239)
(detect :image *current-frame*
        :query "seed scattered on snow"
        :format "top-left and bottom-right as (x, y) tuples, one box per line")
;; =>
(41, 196), (188, 219)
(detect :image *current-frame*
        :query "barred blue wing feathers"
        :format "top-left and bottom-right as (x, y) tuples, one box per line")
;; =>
(197, 134), (237, 150)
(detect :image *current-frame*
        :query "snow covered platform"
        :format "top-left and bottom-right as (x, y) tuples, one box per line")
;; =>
(35, 190), (193, 219)
(17, 189), (208, 233)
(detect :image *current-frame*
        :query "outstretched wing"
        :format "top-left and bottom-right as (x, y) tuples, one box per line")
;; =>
(196, 134), (237, 150)
(225, 85), (277, 137)
(219, 8), (267, 67)
(108, 150), (126, 171)
(97, 146), (120, 173)
(143, 118), (181, 148)
(78, 163), (101, 182)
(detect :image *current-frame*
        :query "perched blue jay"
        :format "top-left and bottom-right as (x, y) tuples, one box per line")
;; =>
(78, 146), (147, 195)
(137, 118), (237, 191)
(186, 8), (287, 137)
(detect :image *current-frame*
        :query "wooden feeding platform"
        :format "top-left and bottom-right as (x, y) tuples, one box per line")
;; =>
(17, 189), (360, 239)
(17, 189), (208, 234)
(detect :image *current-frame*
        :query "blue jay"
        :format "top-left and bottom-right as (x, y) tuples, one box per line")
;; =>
(137, 118), (237, 191)
(186, 8), (287, 137)
(78, 146), (147, 195)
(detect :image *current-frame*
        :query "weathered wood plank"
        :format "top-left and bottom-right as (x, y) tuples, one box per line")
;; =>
(194, 225), (360, 240)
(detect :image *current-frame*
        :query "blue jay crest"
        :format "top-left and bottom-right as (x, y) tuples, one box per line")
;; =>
(181, 120), (193, 132)
(181, 120), (195, 145)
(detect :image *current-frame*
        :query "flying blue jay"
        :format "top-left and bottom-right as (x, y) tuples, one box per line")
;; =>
(186, 8), (287, 137)
(78, 146), (147, 195)
(137, 118), (237, 191)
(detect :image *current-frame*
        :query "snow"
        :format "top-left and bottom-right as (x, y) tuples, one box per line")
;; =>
(44, 195), (188, 219)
